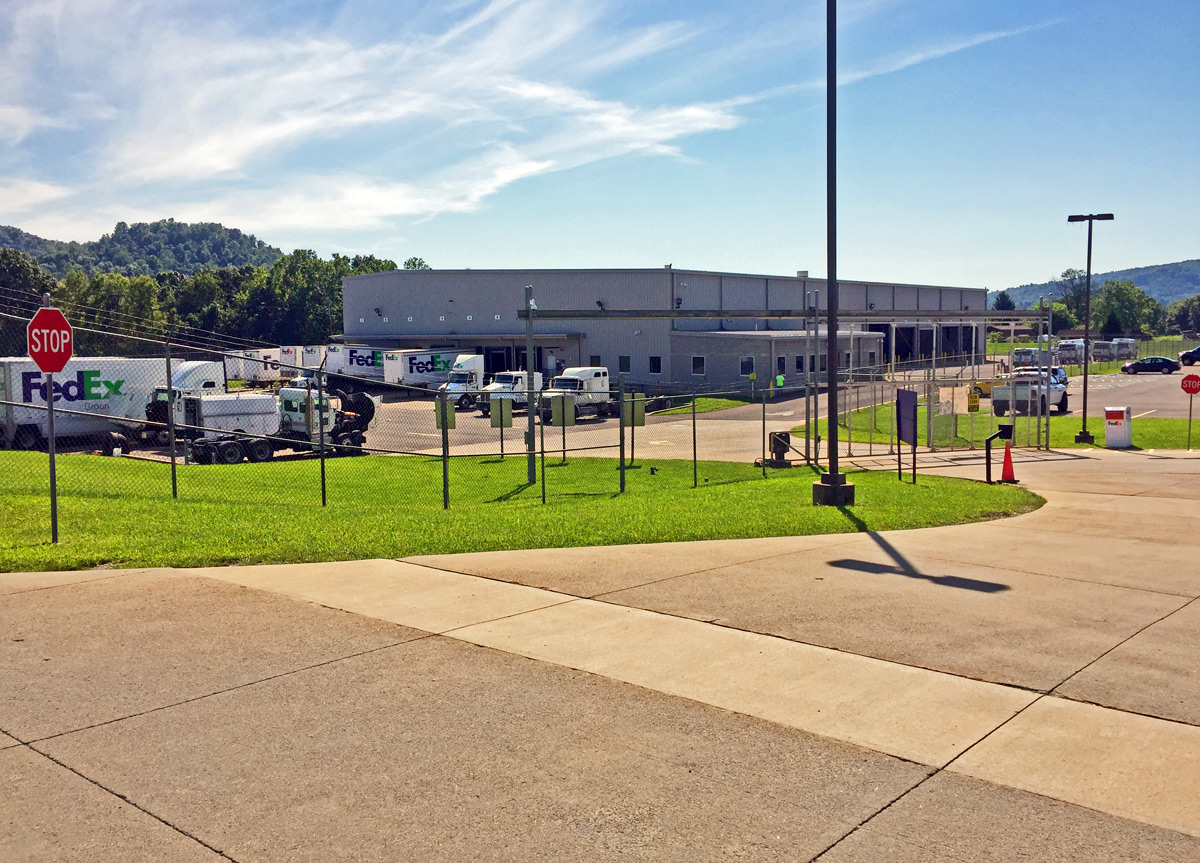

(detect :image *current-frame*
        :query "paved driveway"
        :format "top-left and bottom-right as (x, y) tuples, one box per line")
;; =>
(3, 448), (1199, 861)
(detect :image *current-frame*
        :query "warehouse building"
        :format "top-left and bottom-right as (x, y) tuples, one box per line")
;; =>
(340, 267), (987, 389)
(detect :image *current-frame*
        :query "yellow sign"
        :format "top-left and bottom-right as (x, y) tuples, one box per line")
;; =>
(967, 392), (980, 413)
(748, 372), (757, 381)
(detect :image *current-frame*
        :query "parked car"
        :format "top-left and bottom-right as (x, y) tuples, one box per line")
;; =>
(1179, 345), (1200, 366)
(1121, 356), (1180, 375)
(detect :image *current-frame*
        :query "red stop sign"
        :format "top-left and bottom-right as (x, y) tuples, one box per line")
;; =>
(27, 307), (74, 374)
(1182, 375), (1200, 395)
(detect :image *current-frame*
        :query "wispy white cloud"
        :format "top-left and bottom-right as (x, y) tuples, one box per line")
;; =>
(0, 178), (71, 210)
(0, 1), (1058, 247)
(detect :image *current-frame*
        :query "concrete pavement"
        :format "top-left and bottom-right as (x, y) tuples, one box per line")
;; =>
(3, 448), (1200, 860)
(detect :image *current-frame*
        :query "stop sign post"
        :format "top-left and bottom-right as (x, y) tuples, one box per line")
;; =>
(27, 303), (73, 544)
(1184, 375), (1200, 451)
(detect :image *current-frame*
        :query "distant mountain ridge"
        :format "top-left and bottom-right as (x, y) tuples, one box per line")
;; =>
(993, 259), (1200, 308)
(0, 219), (283, 278)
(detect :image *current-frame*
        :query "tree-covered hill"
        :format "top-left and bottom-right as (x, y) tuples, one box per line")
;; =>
(0, 219), (283, 278)
(995, 259), (1200, 309)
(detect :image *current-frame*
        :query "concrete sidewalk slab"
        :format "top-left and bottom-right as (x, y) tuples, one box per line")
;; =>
(191, 558), (569, 634)
(0, 569), (132, 597)
(598, 539), (1187, 692)
(819, 771), (1200, 863)
(0, 571), (418, 741)
(37, 631), (929, 862)
(1, 746), (223, 863)
(407, 534), (858, 597)
(1056, 599), (1200, 727)
(886, 520), (1200, 597)
(451, 598), (1037, 766)
(950, 696), (1200, 838)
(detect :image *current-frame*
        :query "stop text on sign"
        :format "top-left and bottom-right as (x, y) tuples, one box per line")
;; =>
(1182, 374), (1200, 395)
(28, 326), (71, 354)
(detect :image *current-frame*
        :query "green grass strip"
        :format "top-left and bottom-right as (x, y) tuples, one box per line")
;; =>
(657, 396), (752, 415)
(0, 451), (1041, 572)
(795, 398), (1197, 449)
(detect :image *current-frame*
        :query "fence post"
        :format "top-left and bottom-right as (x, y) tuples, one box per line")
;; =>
(440, 392), (450, 510)
(618, 376), (626, 493)
(761, 392), (767, 478)
(165, 335), (177, 499)
(317, 367), (327, 507)
(691, 393), (700, 489)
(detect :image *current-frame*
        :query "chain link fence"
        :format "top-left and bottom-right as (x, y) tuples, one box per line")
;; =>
(3, 307), (1070, 547)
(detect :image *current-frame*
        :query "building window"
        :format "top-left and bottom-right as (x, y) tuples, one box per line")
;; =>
(649, 356), (662, 374)
(844, 351), (852, 367)
(740, 356), (755, 377)
(868, 350), (877, 366)
(795, 355), (804, 373)
(618, 355), (631, 374)
(820, 355), (828, 372)
(692, 356), (706, 376)
(776, 356), (786, 375)
(590, 355), (601, 366)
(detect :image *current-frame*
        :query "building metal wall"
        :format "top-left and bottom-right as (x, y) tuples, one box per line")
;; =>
(669, 331), (885, 389)
(342, 267), (985, 387)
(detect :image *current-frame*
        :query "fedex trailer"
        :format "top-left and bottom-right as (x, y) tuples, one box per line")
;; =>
(301, 345), (325, 369)
(241, 348), (283, 383)
(382, 349), (463, 388)
(0, 356), (180, 449)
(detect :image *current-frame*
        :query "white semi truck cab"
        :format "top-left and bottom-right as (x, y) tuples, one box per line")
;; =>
(540, 367), (616, 420)
(478, 371), (542, 416)
(436, 354), (486, 408)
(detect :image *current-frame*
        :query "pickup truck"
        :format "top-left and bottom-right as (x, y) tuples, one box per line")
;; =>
(992, 371), (1068, 416)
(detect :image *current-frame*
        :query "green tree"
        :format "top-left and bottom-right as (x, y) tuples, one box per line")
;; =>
(992, 290), (1015, 311)
(1055, 268), (1088, 321)
(403, 256), (431, 270)
(0, 247), (58, 300)
(1031, 299), (1078, 334)
(1090, 279), (1163, 335)
(1166, 294), (1200, 335)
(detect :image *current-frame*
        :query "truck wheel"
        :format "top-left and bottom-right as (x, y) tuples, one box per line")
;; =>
(995, 406), (1007, 417)
(1040, 397), (1047, 414)
(1058, 394), (1069, 413)
(597, 403), (609, 419)
(456, 394), (474, 410)
(247, 439), (273, 462)
(14, 426), (41, 450)
(218, 441), (244, 464)
(191, 442), (211, 465)
(1184, 358), (1195, 366)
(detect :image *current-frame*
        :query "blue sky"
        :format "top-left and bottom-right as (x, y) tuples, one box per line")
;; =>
(1, 0), (1196, 290)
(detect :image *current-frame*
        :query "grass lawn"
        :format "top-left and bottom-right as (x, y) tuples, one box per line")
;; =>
(0, 451), (1041, 572)
(657, 396), (751, 415)
(795, 398), (1199, 450)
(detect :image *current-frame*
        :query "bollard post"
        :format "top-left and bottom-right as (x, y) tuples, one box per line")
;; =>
(317, 366), (327, 507)
(440, 392), (450, 510)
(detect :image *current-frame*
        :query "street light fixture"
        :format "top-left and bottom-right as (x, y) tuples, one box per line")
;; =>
(1067, 213), (1114, 444)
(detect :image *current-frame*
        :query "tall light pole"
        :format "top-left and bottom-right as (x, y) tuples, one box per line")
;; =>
(1067, 213), (1114, 444)
(813, 0), (853, 505)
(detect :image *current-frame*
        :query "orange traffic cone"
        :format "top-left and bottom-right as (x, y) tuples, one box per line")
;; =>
(999, 442), (1018, 484)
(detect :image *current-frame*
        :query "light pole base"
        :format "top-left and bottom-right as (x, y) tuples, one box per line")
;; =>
(813, 473), (856, 506)
(1074, 430), (1095, 445)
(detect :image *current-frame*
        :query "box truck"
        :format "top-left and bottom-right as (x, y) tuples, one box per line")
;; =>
(0, 356), (196, 449)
